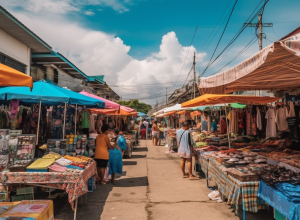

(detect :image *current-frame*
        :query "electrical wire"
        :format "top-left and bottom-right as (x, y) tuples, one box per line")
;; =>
(201, 0), (239, 76)
(201, 0), (269, 74)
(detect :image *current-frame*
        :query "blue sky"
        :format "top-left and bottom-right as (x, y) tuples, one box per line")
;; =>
(1, 0), (300, 104)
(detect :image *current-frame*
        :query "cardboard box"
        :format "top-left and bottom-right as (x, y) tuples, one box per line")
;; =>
(0, 200), (53, 220)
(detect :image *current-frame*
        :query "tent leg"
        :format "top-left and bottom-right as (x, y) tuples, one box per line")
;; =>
(224, 104), (231, 148)
(63, 103), (67, 138)
(75, 104), (77, 135)
(36, 100), (42, 145)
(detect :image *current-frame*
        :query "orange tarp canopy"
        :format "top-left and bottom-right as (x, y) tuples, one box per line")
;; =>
(90, 108), (138, 115)
(0, 63), (33, 89)
(182, 94), (280, 108)
(156, 111), (177, 118)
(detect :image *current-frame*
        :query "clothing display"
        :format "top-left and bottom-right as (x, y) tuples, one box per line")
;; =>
(266, 108), (277, 138)
(275, 106), (289, 131)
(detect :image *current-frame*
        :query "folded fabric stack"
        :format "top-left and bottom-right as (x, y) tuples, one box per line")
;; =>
(48, 163), (67, 172)
(55, 157), (72, 166)
(275, 182), (300, 203)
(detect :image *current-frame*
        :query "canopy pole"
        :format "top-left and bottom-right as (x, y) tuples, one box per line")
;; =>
(220, 109), (222, 133)
(75, 104), (78, 135)
(63, 103), (67, 138)
(36, 100), (42, 145)
(224, 104), (231, 148)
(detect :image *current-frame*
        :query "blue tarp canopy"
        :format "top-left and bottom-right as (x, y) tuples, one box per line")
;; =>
(0, 80), (105, 108)
(137, 112), (146, 116)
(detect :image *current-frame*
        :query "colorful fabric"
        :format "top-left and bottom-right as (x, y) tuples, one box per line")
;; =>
(108, 148), (122, 175)
(3, 161), (97, 211)
(116, 135), (127, 151)
(200, 158), (263, 214)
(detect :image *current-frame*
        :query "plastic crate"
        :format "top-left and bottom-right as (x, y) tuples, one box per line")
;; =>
(11, 194), (33, 202)
(88, 177), (95, 192)
(274, 209), (287, 220)
(16, 187), (34, 195)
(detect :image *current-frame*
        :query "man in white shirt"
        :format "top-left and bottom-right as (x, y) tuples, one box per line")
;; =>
(143, 119), (149, 128)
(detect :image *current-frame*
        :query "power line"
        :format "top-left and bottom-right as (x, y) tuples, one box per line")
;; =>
(201, 0), (269, 75)
(170, 24), (199, 91)
(201, 0), (239, 76)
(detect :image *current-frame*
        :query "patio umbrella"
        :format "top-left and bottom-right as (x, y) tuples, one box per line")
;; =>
(0, 63), (33, 89)
(0, 80), (105, 142)
(80, 90), (120, 109)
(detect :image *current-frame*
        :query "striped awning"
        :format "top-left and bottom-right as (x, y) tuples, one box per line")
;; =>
(198, 26), (300, 94)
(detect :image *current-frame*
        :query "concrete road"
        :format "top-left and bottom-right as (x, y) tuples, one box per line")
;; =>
(55, 140), (274, 220)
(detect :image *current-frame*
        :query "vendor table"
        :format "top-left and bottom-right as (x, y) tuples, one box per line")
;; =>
(166, 135), (177, 151)
(0, 161), (97, 220)
(198, 157), (265, 218)
(258, 180), (300, 220)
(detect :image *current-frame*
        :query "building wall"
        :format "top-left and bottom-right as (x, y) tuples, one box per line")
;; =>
(0, 28), (30, 75)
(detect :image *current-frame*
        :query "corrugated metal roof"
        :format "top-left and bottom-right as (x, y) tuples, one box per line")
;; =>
(0, 5), (52, 53)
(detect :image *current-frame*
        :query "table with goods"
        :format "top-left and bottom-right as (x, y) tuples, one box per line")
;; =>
(0, 132), (97, 220)
(192, 130), (300, 220)
(165, 129), (178, 152)
(123, 132), (136, 158)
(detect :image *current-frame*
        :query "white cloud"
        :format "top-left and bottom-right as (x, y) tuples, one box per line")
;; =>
(0, 2), (206, 104)
(0, 0), (131, 14)
(84, 11), (95, 16)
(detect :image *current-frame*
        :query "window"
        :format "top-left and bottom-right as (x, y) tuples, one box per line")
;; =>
(54, 69), (58, 84)
(0, 53), (26, 73)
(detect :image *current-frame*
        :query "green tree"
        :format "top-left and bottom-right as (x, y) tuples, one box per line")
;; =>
(117, 99), (152, 114)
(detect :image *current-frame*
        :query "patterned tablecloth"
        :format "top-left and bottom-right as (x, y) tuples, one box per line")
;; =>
(198, 157), (263, 214)
(1, 161), (97, 210)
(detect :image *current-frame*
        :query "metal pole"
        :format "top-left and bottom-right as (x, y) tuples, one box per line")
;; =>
(75, 104), (77, 135)
(36, 100), (42, 145)
(74, 197), (78, 220)
(63, 103), (67, 138)
(258, 14), (263, 51)
(166, 88), (168, 105)
(224, 104), (231, 148)
(193, 51), (196, 99)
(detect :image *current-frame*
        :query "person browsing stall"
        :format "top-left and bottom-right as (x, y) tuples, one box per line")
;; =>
(152, 121), (158, 146)
(95, 124), (115, 185)
(112, 129), (127, 158)
(177, 121), (200, 180)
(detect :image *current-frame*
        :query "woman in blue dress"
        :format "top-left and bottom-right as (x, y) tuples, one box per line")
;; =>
(108, 144), (123, 184)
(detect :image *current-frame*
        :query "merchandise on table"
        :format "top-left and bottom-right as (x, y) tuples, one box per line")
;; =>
(54, 157), (72, 166)
(26, 158), (55, 171)
(8, 130), (22, 164)
(66, 134), (87, 156)
(46, 139), (66, 155)
(16, 135), (36, 160)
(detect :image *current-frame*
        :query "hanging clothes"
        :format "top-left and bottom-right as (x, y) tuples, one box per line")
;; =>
(256, 109), (262, 130)
(238, 110), (245, 135)
(266, 108), (277, 138)
(275, 106), (289, 132)
(288, 101), (296, 117)
(207, 116), (211, 132)
(229, 109), (237, 134)
(89, 114), (95, 132)
(81, 110), (90, 129)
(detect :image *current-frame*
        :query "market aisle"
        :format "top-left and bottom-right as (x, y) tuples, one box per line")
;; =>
(55, 139), (274, 220)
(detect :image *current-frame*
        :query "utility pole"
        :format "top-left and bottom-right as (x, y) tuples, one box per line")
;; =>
(166, 88), (168, 105)
(244, 14), (273, 51)
(245, 14), (272, 96)
(193, 51), (196, 99)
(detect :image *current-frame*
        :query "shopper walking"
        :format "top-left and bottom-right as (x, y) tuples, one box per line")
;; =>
(176, 121), (199, 180)
(141, 123), (147, 139)
(158, 124), (164, 146)
(148, 120), (153, 139)
(152, 121), (158, 146)
(108, 143), (123, 184)
(112, 129), (127, 158)
(95, 124), (115, 185)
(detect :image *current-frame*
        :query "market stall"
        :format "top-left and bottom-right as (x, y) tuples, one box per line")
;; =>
(0, 81), (105, 220)
(182, 94), (284, 219)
